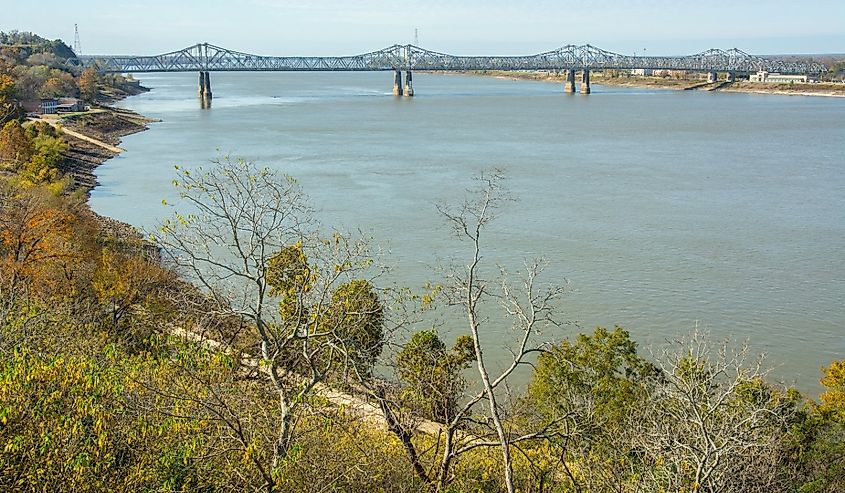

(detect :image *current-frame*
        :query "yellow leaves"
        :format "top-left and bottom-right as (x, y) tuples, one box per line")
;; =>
(0, 350), (128, 481)
(243, 440), (260, 464)
(267, 243), (312, 298)
(0, 73), (14, 96)
(420, 282), (443, 309)
(820, 360), (845, 419)
(175, 212), (190, 227)
(94, 246), (175, 316)
(1, 120), (66, 187)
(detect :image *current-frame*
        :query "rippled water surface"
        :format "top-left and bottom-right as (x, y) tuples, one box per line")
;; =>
(90, 72), (845, 393)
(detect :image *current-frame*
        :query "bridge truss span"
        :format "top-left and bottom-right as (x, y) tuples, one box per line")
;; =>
(80, 43), (827, 75)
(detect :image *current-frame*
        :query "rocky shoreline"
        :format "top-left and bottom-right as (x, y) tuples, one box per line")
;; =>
(60, 103), (156, 194)
(57, 85), (157, 241)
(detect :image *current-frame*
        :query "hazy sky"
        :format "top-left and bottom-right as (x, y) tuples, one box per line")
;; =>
(2, 0), (843, 56)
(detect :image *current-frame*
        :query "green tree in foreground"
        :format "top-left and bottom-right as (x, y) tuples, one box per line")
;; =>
(528, 326), (658, 490)
(396, 329), (474, 423)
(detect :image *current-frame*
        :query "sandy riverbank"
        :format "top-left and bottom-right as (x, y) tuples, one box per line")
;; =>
(462, 70), (845, 97)
(718, 80), (845, 97)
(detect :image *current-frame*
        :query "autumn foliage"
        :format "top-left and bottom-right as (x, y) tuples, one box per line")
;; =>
(0, 154), (843, 491)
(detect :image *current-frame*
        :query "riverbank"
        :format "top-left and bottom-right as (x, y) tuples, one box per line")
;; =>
(59, 79), (453, 437)
(719, 80), (845, 97)
(464, 69), (845, 97)
(52, 86), (157, 240)
(59, 105), (157, 194)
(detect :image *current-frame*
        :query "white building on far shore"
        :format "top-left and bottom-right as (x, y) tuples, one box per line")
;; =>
(630, 68), (653, 76)
(749, 71), (809, 83)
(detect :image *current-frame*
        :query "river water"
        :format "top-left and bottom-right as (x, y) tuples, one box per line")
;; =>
(90, 72), (845, 393)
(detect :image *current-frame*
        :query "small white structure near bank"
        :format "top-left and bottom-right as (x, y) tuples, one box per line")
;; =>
(749, 71), (808, 83)
(630, 68), (653, 76)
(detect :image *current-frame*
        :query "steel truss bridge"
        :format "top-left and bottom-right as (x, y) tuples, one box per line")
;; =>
(80, 43), (825, 75)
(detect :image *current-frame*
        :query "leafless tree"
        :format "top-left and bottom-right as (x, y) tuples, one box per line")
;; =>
(636, 331), (796, 493)
(152, 157), (389, 492)
(432, 170), (565, 493)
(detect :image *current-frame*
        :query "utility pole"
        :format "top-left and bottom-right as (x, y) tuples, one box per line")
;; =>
(73, 24), (82, 55)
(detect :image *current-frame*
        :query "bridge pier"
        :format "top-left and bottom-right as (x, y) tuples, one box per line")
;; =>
(726, 71), (735, 82)
(580, 69), (591, 94)
(198, 71), (212, 100)
(563, 69), (576, 93)
(707, 71), (718, 83)
(203, 71), (212, 99)
(404, 70), (414, 97)
(392, 69), (403, 96)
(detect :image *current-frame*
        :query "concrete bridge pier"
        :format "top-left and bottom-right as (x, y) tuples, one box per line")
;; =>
(726, 71), (735, 82)
(707, 71), (718, 83)
(392, 69), (404, 96)
(404, 70), (414, 97)
(563, 69), (577, 93)
(580, 69), (591, 94)
(198, 71), (212, 100)
(203, 71), (212, 99)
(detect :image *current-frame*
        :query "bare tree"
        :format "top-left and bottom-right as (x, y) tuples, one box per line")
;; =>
(637, 331), (797, 493)
(364, 172), (566, 491)
(432, 170), (564, 493)
(153, 157), (389, 492)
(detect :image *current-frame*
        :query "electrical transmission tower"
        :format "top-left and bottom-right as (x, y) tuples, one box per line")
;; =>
(73, 24), (82, 55)
(414, 28), (419, 46)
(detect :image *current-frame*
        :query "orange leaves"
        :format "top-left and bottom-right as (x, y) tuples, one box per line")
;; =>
(78, 68), (98, 103)
(0, 183), (79, 298)
(0, 120), (32, 167)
